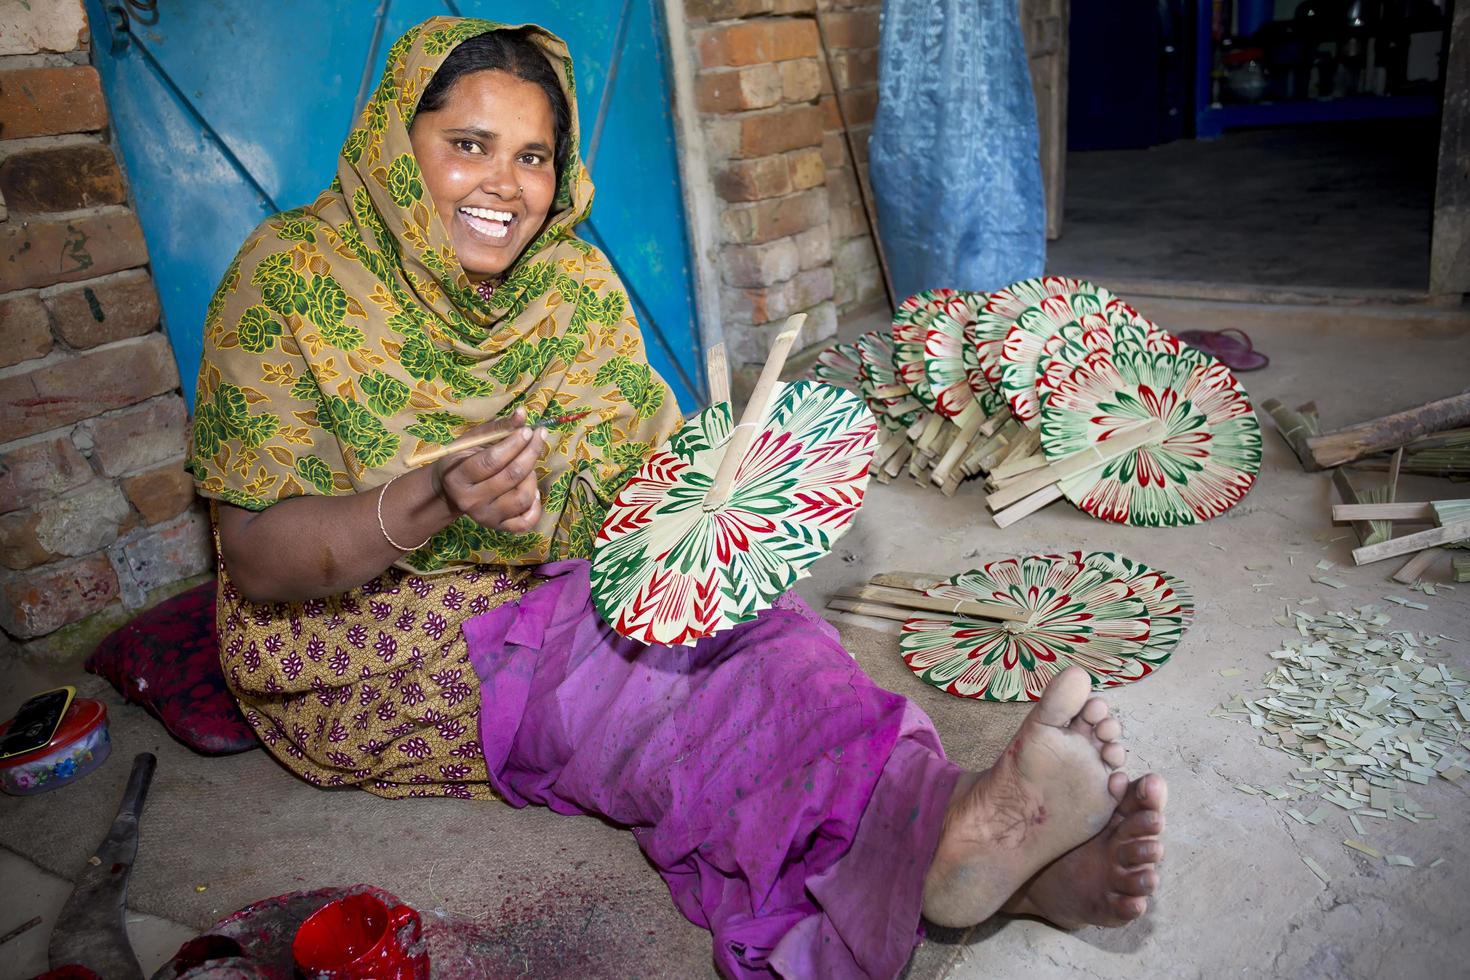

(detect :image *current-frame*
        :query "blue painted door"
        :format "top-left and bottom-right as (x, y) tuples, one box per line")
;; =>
(86, 0), (704, 410)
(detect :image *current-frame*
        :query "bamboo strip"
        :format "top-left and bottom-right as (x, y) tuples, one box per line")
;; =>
(931, 411), (986, 486)
(825, 598), (912, 623)
(993, 483), (1065, 528)
(704, 313), (805, 510)
(1261, 397), (1321, 469)
(833, 584), (1030, 623)
(869, 571), (947, 591)
(1331, 503), (1436, 522)
(1331, 468), (1392, 547)
(1392, 548), (1444, 584)
(986, 420), (1167, 512)
(1351, 521), (1470, 565)
(706, 342), (730, 408)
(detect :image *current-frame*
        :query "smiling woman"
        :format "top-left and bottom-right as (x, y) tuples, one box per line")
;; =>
(409, 32), (568, 282)
(189, 17), (1167, 978)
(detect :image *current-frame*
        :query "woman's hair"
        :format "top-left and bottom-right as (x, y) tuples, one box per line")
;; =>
(415, 30), (573, 183)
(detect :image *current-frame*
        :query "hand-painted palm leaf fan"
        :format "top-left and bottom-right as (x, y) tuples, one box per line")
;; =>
(923, 297), (1010, 486)
(898, 554), (1156, 701)
(973, 276), (1091, 385)
(1039, 346), (1262, 526)
(998, 286), (1136, 426)
(1034, 316), (1183, 413)
(592, 317), (878, 646)
(1044, 551), (1194, 668)
(892, 289), (963, 412)
(811, 340), (863, 389)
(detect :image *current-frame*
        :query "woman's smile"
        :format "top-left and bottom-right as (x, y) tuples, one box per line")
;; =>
(458, 205), (517, 242)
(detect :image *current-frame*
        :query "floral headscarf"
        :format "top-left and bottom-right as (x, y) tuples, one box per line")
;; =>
(191, 17), (682, 572)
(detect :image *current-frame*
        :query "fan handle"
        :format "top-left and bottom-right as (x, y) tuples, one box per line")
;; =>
(703, 313), (806, 511)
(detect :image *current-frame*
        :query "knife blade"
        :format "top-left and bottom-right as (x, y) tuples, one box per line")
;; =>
(47, 752), (156, 979)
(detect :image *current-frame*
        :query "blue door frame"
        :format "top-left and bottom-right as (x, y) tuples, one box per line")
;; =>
(86, 0), (705, 411)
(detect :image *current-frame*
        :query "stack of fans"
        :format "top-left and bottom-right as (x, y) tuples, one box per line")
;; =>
(812, 277), (1264, 527)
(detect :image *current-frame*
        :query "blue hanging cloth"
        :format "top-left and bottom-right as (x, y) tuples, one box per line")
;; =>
(869, 0), (1046, 300)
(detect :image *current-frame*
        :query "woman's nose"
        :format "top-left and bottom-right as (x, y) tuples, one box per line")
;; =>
(478, 156), (519, 199)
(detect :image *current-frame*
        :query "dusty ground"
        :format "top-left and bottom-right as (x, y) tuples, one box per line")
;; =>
(2, 305), (1468, 979)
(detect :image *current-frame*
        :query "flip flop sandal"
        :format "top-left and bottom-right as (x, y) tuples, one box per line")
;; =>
(1176, 328), (1269, 372)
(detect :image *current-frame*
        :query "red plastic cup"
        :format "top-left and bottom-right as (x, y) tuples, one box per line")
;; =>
(291, 892), (429, 979)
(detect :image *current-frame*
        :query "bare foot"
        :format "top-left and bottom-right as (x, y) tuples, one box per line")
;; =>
(921, 667), (1127, 928)
(1003, 773), (1168, 927)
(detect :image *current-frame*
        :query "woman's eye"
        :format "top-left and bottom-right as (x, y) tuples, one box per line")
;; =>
(518, 153), (545, 166)
(454, 139), (483, 154)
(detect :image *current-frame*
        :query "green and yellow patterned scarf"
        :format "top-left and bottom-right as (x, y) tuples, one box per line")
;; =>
(191, 17), (682, 572)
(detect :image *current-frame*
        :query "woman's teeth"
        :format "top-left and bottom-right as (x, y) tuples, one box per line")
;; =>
(459, 206), (513, 239)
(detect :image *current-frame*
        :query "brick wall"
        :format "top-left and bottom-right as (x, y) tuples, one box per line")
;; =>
(0, 1), (210, 652)
(685, 0), (886, 388)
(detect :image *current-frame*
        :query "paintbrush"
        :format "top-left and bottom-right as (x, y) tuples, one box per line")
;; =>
(406, 410), (592, 467)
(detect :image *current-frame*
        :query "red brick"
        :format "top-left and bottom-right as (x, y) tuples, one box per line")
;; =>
(721, 187), (829, 245)
(721, 238), (800, 288)
(0, 482), (129, 569)
(830, 199), (867, 240)
(0, 552), (118, 638)
(794, 225), (832, 269)
(723, 280), (795, 324)
(788, 147), (826, 190)
(0, 144), (124, 214)
(0, 292), (52, 368)
(0, 66), (107, 139)
(791, 266), (835, 309)
(81, 393), (188, 477)
(686, 0), (772, 20)
(821, 9), (880, 50)
(0, 436), (93, 514)
(819, 94), (841, 130)
(122, 459), (195, 525)
(44, 270), (161, 350)
(698, 19), (817, 67)
(696, 65), (782, 113)
(0, 334), (180, 442)
(832, 48), (880, 89)
(841, 87), (879, 126)
(732, 103), (824, 158)
(716, 155), (792, 202)
(779, 58), (821, 103)
(821, 131), (845, 168)
(772, 0), (816, 12)
(0, 510), (49, 570)
(0, 211), (150, 293)
(113, 508), (212, 600)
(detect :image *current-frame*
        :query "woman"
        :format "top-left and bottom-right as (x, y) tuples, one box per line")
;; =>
(192, 17), (1166, 977)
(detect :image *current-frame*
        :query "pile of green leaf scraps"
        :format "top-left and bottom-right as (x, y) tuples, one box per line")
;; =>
(1213, 603), (1468, 873)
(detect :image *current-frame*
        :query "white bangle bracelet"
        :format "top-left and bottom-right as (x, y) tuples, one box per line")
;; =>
(376, 472), (433, 552)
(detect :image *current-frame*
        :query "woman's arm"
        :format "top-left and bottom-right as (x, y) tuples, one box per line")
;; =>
(218, 410), (547, 603)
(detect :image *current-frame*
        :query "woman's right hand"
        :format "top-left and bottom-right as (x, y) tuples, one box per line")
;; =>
(432, 408), (547, 533)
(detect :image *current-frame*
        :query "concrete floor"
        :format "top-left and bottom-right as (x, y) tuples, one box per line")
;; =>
(1046, 119), (1439, 292)
(2, 302), (1468, 978)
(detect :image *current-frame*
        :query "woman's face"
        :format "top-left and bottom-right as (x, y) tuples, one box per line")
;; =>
(409, 69), (558, 278)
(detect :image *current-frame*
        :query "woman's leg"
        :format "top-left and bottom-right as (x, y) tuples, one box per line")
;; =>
(465, 561), (959, 976)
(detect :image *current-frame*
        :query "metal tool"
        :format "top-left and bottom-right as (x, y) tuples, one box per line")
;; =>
(47, 752), (156, 979)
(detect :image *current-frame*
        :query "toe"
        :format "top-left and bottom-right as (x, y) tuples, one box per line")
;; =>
(1118, 838), (1164, 867)
(1116, 808), (1164, 840)
(1101, 741), (1127, 769)
(1113, 868), (1159, 897)
(1034, 666), (1093, 728)
(1108, 770), (1129, 802)
(1094, 717), (1122, 743)
(1080, 697), (1109, 724)
(1109, 894), (1148, 921)
(1114, 774), (1167, 819)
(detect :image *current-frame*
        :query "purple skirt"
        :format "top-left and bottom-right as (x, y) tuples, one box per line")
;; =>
(463, 560), (961, 978)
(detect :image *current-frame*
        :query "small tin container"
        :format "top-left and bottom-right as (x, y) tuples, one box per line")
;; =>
(0, 698), (111, 796)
